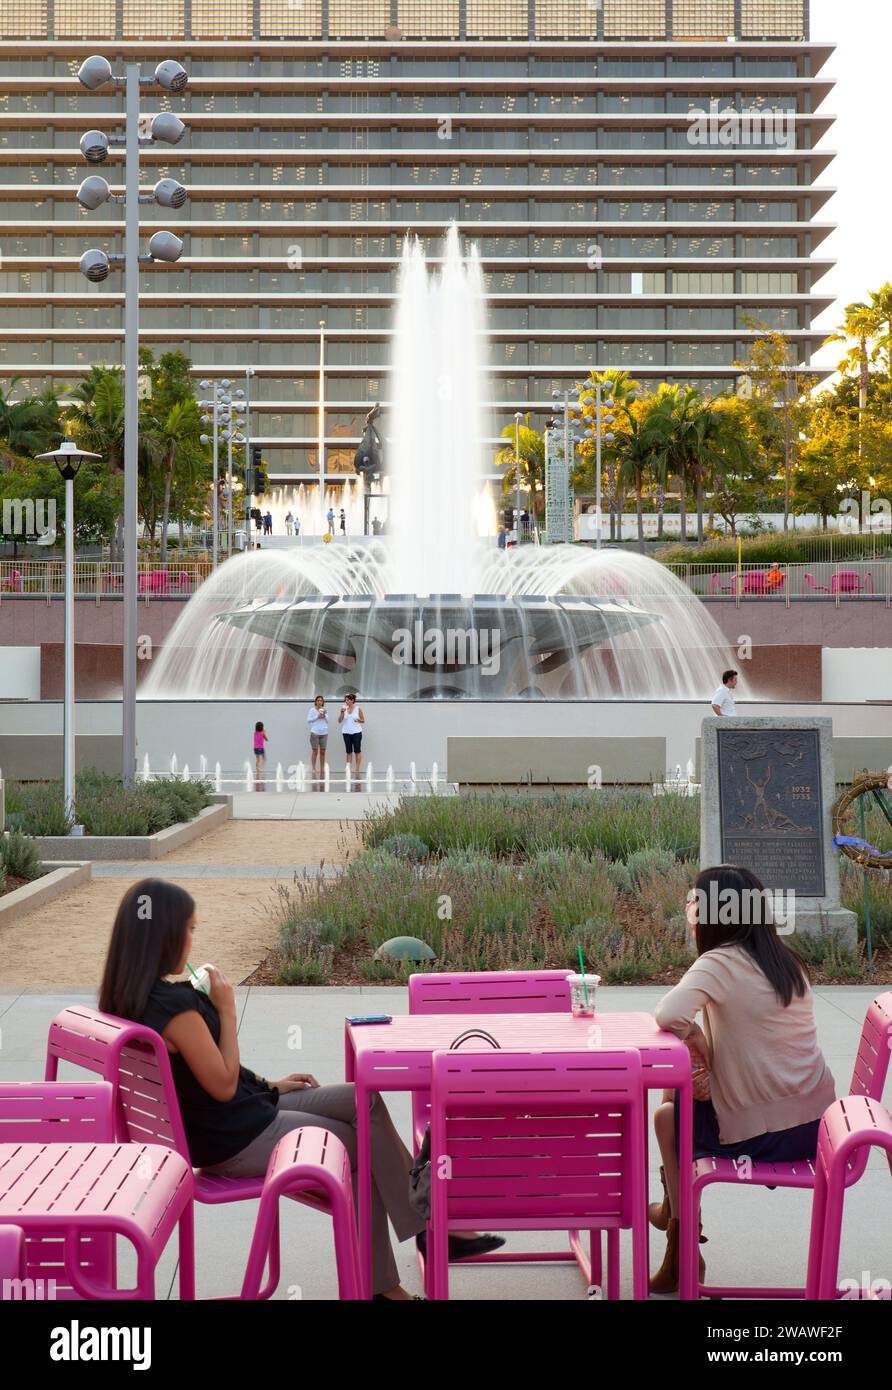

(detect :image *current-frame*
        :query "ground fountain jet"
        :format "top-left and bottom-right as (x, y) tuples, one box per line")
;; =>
(144, 228), (746, 702)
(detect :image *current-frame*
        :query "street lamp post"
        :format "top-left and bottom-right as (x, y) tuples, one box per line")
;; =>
(513, 411), (522, 543)
(318, 320), (326, 533)
(199, 380), (244, 562)
(579, 380), (616, 550)
(36, 440), (101, 828)
(76, 54), (188, 786)
(244, 366), (255, 540)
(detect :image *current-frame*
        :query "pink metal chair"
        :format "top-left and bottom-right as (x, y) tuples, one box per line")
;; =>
(241, 1124), (361, 1300)
(691, 990), (892, 1299)
(427, 1048), (648, 1300)
(806, 1095), (892, 1300)
(408, 969), (572, 1144)
(45, 1005), (359, 1300)
(0, 1080), (194, 1300)
(408, 969), (605, 1284)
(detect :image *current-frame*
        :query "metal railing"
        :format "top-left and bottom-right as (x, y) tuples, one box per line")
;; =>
(664, 562), (892, 604)
(1, 558), (890, 604)
(0, 559), (212, 601)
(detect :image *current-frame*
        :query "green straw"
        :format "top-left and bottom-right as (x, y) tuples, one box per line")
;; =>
(185, 960), (207, 993)
(577, 945), (589, 1007)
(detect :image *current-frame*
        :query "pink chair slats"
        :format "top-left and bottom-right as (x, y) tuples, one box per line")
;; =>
(408, 969), (572, 1016)
(806, 1095), (892, 1300)
(241, 1125), (361, 1300)
(691, 990), (892, 1300)
(45, 1005), (357, 1300)
(428, 1048), (647, 1300)
(0, 1080), (115, 1142)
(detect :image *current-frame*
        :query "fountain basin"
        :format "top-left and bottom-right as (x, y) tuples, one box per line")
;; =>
(215, 591), (660, 698)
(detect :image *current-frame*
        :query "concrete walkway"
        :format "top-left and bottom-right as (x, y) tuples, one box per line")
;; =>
(1, 984), (888, 1300)
(0, 820), (361, 990)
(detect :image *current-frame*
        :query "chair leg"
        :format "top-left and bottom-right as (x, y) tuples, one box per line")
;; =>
(332, 1191), (361, 1300)
(816, 1170), (846, 1301)
(178, 1203), (196, 1300)
(606, 1228), (620, 1301)
(805, 1167), (828, 1300)
(589, 1230), (602, 1290)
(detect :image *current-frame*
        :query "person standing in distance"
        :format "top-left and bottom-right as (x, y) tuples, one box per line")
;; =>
(307, 695), (328, 787)
(711, 670), (738, 717)
(339, 692), (365, 786)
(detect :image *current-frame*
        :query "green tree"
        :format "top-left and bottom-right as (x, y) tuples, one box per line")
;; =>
(494, 414), (545, 524)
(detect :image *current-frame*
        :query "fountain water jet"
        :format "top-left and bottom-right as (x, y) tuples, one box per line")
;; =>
(143, 228), (748, 703)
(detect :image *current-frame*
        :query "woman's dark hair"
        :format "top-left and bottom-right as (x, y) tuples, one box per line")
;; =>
(255, 720), (264, 732)
(692, 864), (808, 1007)
(345, 692), (356, 701)
(314, 694), (325, 705)
(99, 879), (196, 1022)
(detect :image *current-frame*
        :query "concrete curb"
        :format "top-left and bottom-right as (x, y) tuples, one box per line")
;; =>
(33, 800), (231, 862)
(0, 861), (92, 927)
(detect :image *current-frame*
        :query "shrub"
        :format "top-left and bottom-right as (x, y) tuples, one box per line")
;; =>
(5, 771), (213, 837)
(376, 832), (429, 862)
(0, 830), (43, 883)
(625, 847), (679, 888)
(5, 782), (72, 837)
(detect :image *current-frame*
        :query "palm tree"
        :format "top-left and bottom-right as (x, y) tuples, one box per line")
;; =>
(609, 396), (661, 542)
(151, 399), (204, 563)
(65, 366), (124, 558)
(574, 371), (639, 540)
(0, 378), (60, 466)
(494, 415), (545, 525)
(824, 301), (881, 456)
(645, 384), (705, 543)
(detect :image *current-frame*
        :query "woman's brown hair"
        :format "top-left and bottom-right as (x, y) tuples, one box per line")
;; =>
(99, 879), (195, 1022)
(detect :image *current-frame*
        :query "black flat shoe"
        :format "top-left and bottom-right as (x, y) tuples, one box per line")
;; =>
(416, 1231), (506, 1261)
(373, 1293), (425, 1301)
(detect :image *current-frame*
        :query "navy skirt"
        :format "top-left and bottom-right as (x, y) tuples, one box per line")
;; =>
(673, 1091), (820, 1163)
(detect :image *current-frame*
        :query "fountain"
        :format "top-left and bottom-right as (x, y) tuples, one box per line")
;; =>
(144, 227), (745, 703)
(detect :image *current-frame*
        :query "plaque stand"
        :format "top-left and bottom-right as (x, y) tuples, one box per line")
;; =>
(700, 716), (857, 950)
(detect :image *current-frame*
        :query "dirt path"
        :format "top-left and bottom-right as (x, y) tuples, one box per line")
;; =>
(0, 819), (362, 991)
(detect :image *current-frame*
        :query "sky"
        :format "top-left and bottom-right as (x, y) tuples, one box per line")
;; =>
(809, 0), (890, 371)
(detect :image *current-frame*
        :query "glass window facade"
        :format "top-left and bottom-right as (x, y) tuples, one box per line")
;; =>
(0, 0), (828, 474)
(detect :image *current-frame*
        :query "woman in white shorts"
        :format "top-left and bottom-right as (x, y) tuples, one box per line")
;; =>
(306, 695), (328, 785)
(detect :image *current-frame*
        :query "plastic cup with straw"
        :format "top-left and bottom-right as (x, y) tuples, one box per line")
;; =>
(566, 945), (599, 1018)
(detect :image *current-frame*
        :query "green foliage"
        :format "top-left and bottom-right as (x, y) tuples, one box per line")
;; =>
(362, 790), (700, 862)
(656, 527), (891, 567)
(6, 770), (212, 837)
(376, 832), (430, 862)
(0, 829), (44, 882)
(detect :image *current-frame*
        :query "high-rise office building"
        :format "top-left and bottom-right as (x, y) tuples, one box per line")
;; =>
(0, 0), (833, 505)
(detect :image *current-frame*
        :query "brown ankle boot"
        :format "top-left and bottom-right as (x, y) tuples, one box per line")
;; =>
(648, 1166), (671, 1231)
(649, 1219), (707, 1296)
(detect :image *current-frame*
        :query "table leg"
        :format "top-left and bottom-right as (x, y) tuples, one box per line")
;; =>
(676, 1075), (695, 1301)
(355, 1078), (373, 1300)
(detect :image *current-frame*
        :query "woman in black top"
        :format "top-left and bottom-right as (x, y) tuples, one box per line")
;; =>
(99, 879), (430, 1299)
(99, 880), (501, 1299)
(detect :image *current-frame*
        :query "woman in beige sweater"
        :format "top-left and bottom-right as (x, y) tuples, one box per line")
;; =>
(649, 864), (835, 1294)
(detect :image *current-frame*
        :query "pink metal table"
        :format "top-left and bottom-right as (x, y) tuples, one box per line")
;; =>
(345, 1010), (694, 1299)
(0, 1142), (195, 1300)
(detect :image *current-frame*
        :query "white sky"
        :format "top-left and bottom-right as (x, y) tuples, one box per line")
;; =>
(810, 0), (889, 371)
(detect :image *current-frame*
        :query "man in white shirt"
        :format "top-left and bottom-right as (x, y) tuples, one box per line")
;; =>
(711, 669), (738, 716)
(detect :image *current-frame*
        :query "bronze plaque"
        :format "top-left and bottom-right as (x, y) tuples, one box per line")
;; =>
(717, 727), (825, 896)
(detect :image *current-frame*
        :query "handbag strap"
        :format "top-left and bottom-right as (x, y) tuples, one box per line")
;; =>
(449, 1027), (500, 1051)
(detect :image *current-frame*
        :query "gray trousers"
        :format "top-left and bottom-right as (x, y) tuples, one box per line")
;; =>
(203, 1083), (425, 1295)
